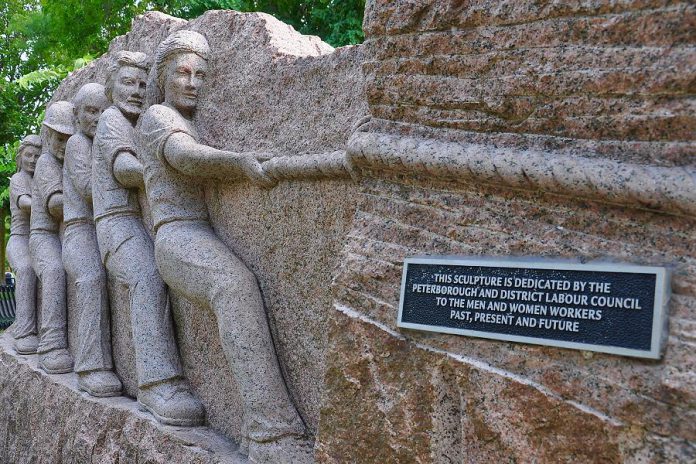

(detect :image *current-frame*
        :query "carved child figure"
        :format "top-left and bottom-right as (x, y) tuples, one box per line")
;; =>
(139, 30), (306, 461)
(92, 51), (203, 424)
(63, 83), (122, 396)
(8, 135), (41, 354)
(29, 101), (74, 373)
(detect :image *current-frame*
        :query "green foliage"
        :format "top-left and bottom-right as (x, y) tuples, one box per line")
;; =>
(0, 140), (18, 207)
(162, 0), (365, 47)
(304, 0), (365, 46)
(16, 1), (145, 68)
(15, 54), (95, 92)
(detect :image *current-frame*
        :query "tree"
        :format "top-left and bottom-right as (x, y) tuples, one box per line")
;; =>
(164, 0), (364, 46)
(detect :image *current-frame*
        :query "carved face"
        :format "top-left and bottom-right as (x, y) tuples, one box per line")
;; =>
(112, 66), (147, 118)
(164, 52), (208, 115)
(76, 92), (109, 138)
(20, 144), (41, 174)
(46, 127), (70, 161)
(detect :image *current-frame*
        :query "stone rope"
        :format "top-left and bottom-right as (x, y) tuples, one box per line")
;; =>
(346, 131), (696, 218)
(263, 150), (355, 181)
(247, 132), (696, 218)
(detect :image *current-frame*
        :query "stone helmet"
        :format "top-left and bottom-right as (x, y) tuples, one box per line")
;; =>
(42, 101), (76, 135)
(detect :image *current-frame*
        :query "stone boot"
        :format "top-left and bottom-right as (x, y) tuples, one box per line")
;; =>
(78, 370), (123, 398)
(137, 379), (205, 427)
(39, 348), (74, 374)
(14, 335), (39, 355)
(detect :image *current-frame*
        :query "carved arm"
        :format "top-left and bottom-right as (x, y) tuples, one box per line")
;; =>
(164, 132), (275, 187)
(17, 195), (32, 212)
(47, 192), (63, 219)
(73, 156), (94, 203)
(113, 151), (145, 189)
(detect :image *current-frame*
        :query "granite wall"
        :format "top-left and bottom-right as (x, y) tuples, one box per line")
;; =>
(316, 0), (696, 462)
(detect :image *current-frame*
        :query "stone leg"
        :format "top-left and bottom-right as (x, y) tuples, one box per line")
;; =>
(97, 216), (182, 387)
(63, 223), (113, 373)
(29, 232), (67, 353)
(155, 221), (305, 442)
(7, 235), (37, 340)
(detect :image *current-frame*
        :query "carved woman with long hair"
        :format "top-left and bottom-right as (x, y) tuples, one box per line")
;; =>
(8, 135), (41, 354)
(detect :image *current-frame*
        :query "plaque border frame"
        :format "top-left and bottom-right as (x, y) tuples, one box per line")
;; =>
(397, 256), (670, 359)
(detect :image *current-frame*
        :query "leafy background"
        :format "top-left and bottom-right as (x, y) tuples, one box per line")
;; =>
(0, 0), (365, 270)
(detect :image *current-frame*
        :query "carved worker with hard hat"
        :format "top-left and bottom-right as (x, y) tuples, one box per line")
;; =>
(29, 100), (75, 374)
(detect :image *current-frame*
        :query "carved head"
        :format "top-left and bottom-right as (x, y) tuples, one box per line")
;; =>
(42, 101), (75, 161)
(72, 83), (109, 139)
(105, 51), (149, 119)
(152, 30), (210, 115)
(17, 135), (41, 174)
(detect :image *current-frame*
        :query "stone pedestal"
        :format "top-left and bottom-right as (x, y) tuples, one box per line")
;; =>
(0, 332), (247, 464)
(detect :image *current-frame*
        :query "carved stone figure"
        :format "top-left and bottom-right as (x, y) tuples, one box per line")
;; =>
(8, 135), (41, 354)
(62, 83), (122, 396)
(92, 51), (203, 424)
(140, 30), (305, 460)
(29, 101), (74, 373)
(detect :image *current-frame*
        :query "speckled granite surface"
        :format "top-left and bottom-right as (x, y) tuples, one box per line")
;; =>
(315, 1), (695, 462)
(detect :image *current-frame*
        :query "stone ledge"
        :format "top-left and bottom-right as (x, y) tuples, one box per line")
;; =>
(0, 332), (247, 464)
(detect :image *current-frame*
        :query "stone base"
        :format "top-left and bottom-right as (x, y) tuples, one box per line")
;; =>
(0, 332), (248, 464)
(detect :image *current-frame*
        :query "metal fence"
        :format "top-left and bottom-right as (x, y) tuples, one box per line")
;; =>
(0, 273), (16, 330)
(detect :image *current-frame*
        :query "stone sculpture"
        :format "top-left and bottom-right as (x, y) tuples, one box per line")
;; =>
(29, 101), (74, 373)
(92, 51), (203, 424)
(63, 83), (122, 396)
(1, 7), (694, 463)
(139, 30), (305, 460)
(8, 135), (41, 355)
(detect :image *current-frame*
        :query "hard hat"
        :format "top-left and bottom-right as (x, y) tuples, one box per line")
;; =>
(42, 101), (75, 135)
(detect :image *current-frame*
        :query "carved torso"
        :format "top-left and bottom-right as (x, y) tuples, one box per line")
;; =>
(92, 105), (141, 221)
(30, 152), (63, 234)
(139, 103), (208, 232)
(9, 170), (33, 236)
(63, 132), (94, 226)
